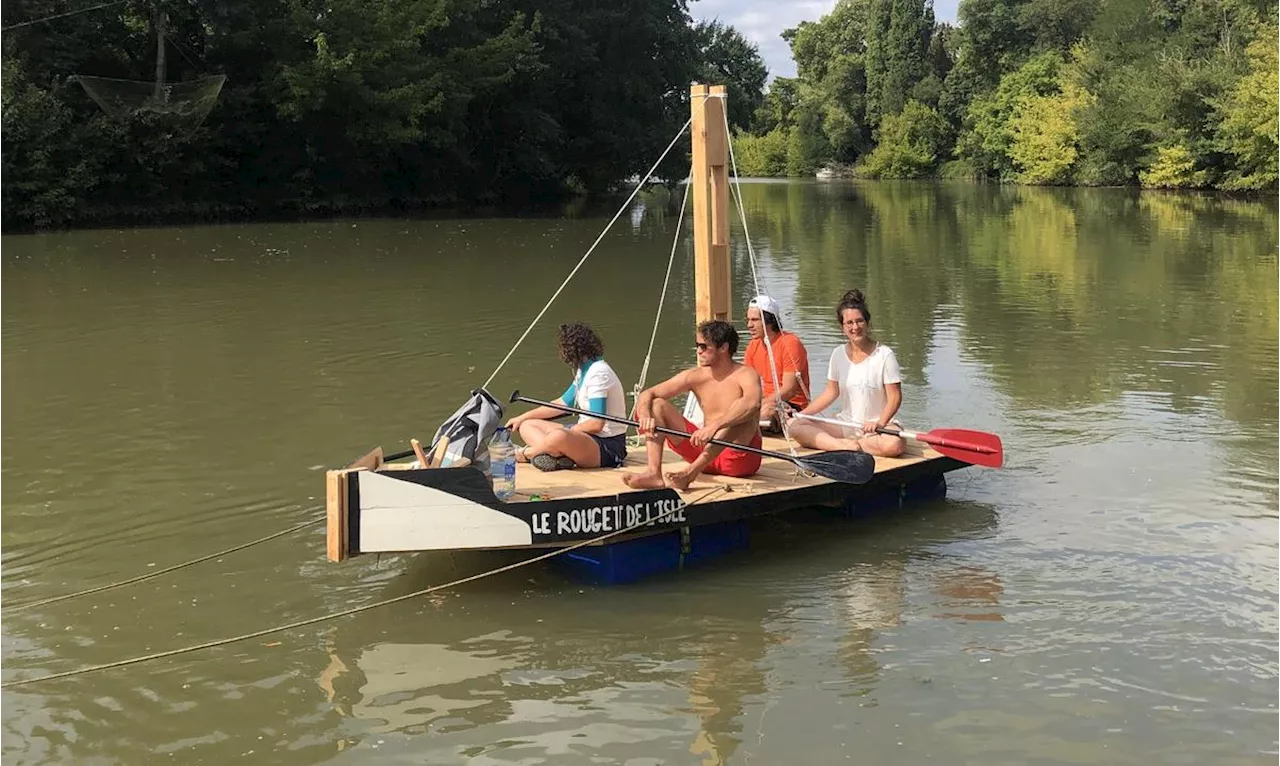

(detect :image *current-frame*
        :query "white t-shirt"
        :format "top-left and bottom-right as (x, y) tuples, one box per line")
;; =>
(567, 360), (628, 439)
(826, 343), (902, 425)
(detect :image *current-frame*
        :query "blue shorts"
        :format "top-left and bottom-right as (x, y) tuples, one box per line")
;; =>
(590, 433), (628, 468)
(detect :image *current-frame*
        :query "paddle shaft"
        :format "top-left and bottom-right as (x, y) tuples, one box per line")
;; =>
(511, 392), (794, 464)
(381, 412), (573, 463)
(792, 412), (998, 455)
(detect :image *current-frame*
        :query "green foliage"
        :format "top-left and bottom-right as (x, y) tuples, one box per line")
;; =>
(1008, 82), (1087, 184)
(3, 0), (774, 229)
(755, 77), (801, 133)
(5, 0), (1277, 225)
(786, 104), (832, 175)
(864, 0), (935, 126)
(1, 58), (94, 227)
(748, 0), (1276, 190)
(958, 52), (1065, 179)
(860, 100), (948, 178)
(1216, 21), (1279, 190)
(780, 1), (872, 161)
(734, 128), (789, 176)
(1140, 142), (1211, 188)
(693, 21), (768, 131)
(948, 0), (1029, 94)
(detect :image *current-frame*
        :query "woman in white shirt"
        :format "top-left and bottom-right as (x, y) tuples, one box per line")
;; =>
(506, 322), (629, 471)
(786, 290), (906, 457)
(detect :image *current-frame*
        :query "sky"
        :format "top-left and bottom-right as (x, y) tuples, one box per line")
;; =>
(690, 0), (962, 79)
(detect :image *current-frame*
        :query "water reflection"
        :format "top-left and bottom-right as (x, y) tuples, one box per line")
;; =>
(306, 500), (1000, 763)
(734, 181), (1278, 432)
(319, 640), (520, 734)
(933, 566), (1005, 623)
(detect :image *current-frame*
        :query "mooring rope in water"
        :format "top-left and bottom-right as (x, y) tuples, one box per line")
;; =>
(481, 111), (699, 392)
(1, 486), (730, 688)
(633, 169), (692, 398)
(7, 511), (326, 613)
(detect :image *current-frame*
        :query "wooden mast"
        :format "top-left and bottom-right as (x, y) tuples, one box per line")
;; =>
(690, 84), (731, 325)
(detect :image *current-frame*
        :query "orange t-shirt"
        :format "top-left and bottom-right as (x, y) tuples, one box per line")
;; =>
(744, 332), (810, 409)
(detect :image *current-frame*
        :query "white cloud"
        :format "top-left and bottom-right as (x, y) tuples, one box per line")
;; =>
(689, 0), (962, 80)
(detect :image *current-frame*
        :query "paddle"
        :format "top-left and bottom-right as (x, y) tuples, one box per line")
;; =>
(509, 391), (876, 485)
(791, 413), (1003, 468)
(380, 413), (572, 463)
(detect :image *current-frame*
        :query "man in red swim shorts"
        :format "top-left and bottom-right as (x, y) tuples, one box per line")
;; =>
(623, 320), (763, 492)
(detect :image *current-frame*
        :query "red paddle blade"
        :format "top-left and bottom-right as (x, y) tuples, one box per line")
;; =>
(916, 428), (1004, 468)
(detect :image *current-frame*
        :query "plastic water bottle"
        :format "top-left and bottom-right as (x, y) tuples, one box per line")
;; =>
(489, 427), (517, 502)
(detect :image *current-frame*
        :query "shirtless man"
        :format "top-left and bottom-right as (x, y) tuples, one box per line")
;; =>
(622, 320), (763, 491)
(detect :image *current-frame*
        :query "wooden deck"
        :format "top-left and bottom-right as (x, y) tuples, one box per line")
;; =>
(330, 436), (963, 562)
(381, 436), (946, 503)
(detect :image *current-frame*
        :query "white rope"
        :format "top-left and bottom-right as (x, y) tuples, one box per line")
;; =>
(2, 485), (729, 688)
(720, 107), (800, 455)
(482, 117), (695, 391)
(633, 173), (692, 399)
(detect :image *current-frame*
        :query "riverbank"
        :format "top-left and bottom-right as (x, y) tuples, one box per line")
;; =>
(0, 189), (597, 235)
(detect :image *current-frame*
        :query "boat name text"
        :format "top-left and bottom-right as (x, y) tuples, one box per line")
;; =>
(531, 498), (687, 538)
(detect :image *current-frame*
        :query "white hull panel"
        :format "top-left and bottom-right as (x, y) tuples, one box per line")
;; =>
(356, 471), (533, 552)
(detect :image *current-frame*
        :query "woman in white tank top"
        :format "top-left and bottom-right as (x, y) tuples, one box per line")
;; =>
(786, 289), (906, 457)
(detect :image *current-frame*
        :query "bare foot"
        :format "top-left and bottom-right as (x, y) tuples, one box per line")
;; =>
(664, 471), (695, 491)
(622, 471), (666, 490)
(515, 447), (531, 463)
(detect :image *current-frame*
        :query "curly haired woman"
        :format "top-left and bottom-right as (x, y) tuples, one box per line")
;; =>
(505, 322), (628, 471)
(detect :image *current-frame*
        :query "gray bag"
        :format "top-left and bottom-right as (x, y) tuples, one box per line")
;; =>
(428, 389), (505, 473)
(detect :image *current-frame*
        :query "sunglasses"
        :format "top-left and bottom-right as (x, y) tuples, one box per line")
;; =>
(695, 342), (714, 352)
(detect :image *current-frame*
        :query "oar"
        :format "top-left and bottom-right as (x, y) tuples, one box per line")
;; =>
(791, 413), (1003, 468)
(510, 391), (876, 485)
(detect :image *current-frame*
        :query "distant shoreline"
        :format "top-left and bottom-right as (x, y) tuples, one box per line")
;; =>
(3, 180), (1272, 236)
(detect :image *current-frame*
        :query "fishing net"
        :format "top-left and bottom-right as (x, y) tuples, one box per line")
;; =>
(74, 74), (225, 128)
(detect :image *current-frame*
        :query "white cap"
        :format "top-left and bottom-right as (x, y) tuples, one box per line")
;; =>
(748, 295), (783, 329)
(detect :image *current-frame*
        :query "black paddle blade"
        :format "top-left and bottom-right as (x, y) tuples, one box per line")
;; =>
(795, 450), (876, 484)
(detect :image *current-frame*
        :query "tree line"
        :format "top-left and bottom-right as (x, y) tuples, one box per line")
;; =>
(1, 0), (767, 230)
(734, 0), (1278, 191)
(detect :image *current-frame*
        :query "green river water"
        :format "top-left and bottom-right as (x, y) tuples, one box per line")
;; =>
(3, 181), (1276, 765)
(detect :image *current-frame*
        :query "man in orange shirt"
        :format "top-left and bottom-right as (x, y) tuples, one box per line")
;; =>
(743, 295), (810, 433)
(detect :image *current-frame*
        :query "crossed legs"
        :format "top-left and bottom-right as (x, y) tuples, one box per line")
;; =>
(787, 418), (905, 457)
(515, 420), (603, 468)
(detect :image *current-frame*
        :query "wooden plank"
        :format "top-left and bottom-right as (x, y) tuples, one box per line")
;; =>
(690, 83), (713, 325)
(502, 442), (948, 502)
(346, 446), (384, 471)
(708, 84), (730, 322)
(325, 470), (349, 562)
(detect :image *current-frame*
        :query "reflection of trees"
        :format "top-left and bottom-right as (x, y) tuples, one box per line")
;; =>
(732, 180), (958, 381)
(725, 181), (1277, 431)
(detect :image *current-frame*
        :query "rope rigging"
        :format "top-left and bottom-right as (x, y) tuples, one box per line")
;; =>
(481, 115), (695, 391)
(632, 172), (692, 399)
(719, 104), (803, 458)
(1, 486), (728, 689)
(4, 90), (812, 686)
(8, 511), (326, 612)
